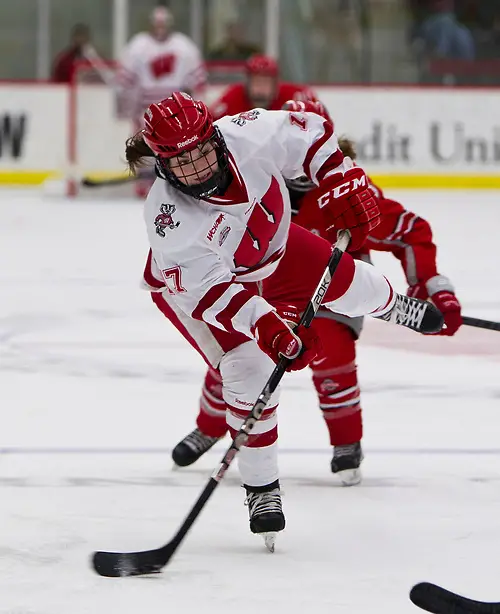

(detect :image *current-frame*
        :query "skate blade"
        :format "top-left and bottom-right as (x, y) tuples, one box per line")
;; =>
(336, 468), (362, 487)
(262, 532), (278, 553)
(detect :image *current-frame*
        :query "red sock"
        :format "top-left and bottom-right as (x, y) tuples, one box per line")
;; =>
(310, 318), (362, 446)
(196, 366), (229, 438)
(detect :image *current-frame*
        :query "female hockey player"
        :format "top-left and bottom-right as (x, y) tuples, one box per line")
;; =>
(171, 99), (462, 488)
(126, 92), (443, 549)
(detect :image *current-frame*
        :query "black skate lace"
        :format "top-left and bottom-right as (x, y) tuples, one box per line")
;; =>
(245, 489), (282, 518)
(334, 443), (359, 459)
(384, 295), (427, 330)
(183, 428), (219, 454)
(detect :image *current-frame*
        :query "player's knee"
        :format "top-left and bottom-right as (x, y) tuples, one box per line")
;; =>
(310, 318), (356, 367)
(324, 259), (393, 317)
(219, 341), (280, 410)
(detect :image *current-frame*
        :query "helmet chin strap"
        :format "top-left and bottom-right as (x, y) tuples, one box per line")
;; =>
(155, 160), (220, 199)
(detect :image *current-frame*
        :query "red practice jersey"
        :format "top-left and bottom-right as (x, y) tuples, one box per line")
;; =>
(210, 82), (317, 120)
(294, 178), (438, 288)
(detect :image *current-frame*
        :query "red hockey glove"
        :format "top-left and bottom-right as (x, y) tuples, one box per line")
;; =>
(407, 275), (462, 336)
(253, 309), (321, 372)
(316, 167), (380, 251)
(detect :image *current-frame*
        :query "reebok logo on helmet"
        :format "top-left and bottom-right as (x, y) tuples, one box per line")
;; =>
(177, 135), (199, 148)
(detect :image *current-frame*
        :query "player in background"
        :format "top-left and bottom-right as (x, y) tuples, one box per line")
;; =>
(210, 54), (316, 120)
(52, 24), (93, 83)
(126, 92), (443, 548)
(171, 99), (462, 487)
(117, 7), (206, 197)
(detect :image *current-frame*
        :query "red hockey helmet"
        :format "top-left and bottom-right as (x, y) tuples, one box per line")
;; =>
(143, 92), (215, 158)
(245, 54), (279, 77)
(143, 92), (230, 199)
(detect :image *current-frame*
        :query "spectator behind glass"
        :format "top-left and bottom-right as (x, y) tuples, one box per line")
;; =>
(208, 21), (261, 61)
(457, 0), (500, 59)
(52, 24), (93, 83)
(310, 0), (364, 83)
(409, 0), (475, 60)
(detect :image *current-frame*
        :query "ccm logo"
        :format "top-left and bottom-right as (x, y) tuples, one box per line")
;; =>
(176, 135), (198, 148)
(317, 175), (366, 208)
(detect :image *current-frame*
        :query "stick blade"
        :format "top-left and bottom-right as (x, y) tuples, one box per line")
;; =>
(92, 544), (173, 577)
(410, 582), (500, 614)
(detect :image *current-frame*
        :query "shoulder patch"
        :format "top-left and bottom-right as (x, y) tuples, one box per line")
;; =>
(231, 109), (261, 127)
(154, 203), (181, 237)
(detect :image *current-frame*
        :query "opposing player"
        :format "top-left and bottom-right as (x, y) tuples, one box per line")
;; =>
(127, 92), (443, 549)
(118, 7), (206, 197)
(171, 99), (462, 487)
(210, 54), (316, 120)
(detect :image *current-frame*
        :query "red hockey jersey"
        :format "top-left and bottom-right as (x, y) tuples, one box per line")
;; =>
(293, 178), (438, 288)
(210, 82), (317, 120)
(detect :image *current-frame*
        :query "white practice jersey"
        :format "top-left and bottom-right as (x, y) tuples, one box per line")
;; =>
(118, 32), (206, 117)
(143, 108), (351, 365)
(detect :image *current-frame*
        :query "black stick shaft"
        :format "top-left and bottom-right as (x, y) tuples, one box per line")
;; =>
(463, 316), (500, 332)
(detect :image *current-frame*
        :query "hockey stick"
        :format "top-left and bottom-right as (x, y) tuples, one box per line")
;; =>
(81, 175), (135, 188)
(410, 581), (500, 614)
(463, 316), (500, 332)
(91, 229), (351, 577)
(81, 168), (156, 188)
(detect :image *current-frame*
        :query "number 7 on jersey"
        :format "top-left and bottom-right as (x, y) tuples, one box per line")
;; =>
(161, 266), (186, 294)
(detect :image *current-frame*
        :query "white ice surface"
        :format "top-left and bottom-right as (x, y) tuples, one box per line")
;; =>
(1, 189), (500, 613)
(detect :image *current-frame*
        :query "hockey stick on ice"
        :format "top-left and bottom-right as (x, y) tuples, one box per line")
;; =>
(463, 316), (500, 332)
(410, 581), (500, 614)
(91, 229), (351, 577)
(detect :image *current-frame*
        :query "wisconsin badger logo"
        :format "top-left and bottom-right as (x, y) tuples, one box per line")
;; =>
(155, 204), (180, 237)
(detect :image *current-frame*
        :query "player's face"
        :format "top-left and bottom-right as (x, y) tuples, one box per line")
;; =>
(151, 22), (169, 41)
(247, 75), (276, 108)
(168, 141), (219, 186)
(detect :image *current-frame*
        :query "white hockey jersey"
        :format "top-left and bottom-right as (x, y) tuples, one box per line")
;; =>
(143, 108), (350, 366)
(118, 32), (206, 118)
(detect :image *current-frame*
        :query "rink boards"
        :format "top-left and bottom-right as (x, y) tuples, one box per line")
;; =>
(0, 83), (500, 188)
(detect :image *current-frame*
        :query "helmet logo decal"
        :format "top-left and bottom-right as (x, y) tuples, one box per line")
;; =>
(176, 135), (199, 148)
